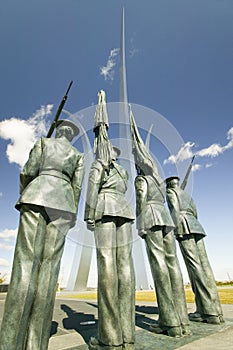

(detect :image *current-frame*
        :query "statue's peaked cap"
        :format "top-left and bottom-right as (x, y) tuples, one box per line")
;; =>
(56, 119), (80, 136)
(165, 176), (180, 184)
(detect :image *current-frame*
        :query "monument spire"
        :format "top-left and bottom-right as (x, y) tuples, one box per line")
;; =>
(68, 8), (153, 291)
(120, 7), (128, 104)
(119, 8), (153, 290)
(119, 7), (130, 144)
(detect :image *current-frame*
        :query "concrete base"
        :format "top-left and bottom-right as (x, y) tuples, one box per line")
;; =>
(49, 333), (87, 350)
(49, 297), (233, 350)
(177, 325), (233, 350)
(1, 293), (233, 350)
(134, 319), (233, 350)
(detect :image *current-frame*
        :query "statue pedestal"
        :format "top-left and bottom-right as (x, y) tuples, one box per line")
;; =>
(48, 297), (233, 350)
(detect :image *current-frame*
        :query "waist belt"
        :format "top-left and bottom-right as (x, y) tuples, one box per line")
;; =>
(39, 169), (70, 182)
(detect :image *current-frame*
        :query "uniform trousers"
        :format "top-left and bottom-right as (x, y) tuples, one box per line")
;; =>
(0, 204), (72, 350)
(145, 226), (189, 329)
(177, 234), (222, 317)
(94, 216), (135, 348)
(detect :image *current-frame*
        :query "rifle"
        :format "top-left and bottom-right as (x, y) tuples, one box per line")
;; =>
(46, 80), (73, 138)
(180, 155), (195, 190)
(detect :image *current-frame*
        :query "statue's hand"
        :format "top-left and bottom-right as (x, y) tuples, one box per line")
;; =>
(87, 220), (95, 231)
(138, 229), (147, 239)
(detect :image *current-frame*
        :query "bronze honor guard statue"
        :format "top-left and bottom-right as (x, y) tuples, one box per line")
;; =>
(85, 90), (135, 350)
(166, 164), (224, 325)
(129, 107), (191, 338)
(0, 113), (84, 349)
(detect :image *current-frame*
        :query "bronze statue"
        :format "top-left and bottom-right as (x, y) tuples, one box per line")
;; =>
(166, 175), (224, 324)
(85, 91), (135, 350)
(0, 119), (84, 350)
(130, 107), (191, 338)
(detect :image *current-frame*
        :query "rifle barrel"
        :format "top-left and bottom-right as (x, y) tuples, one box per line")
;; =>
(180, 155), (196, 190)
(46, 81), (73, 138)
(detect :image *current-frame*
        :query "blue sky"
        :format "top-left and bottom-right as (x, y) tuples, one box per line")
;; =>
(0, 0), (233, 285)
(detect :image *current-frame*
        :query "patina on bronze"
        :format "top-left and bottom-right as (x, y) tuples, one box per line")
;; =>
(85, 90), (135, 350)
(166, 173), (224, 325)
(129, 106), (191, 338)
(0, 118), (84, 350)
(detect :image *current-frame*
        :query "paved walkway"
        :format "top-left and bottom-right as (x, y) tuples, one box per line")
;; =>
(0, 293), (233, 349)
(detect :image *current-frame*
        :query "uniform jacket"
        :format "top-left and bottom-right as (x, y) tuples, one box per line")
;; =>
(16, 137), (84, 223)
(135, 175), (174, 235)
(166, 186), (206, 237)
(84, 159), (134, 222)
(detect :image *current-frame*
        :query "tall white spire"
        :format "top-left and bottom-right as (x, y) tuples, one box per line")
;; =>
(68, 9), (153, 291)
(119, 8), (153, 290)
(119, 8), (130, 144)
(120, 8), (128, 104)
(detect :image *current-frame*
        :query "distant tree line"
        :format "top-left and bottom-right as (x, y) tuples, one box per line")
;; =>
(185, 280), (233, 288)
(216, 280), (233, 286)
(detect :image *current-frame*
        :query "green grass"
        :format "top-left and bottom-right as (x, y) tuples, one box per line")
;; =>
(57, 287), (233, 304)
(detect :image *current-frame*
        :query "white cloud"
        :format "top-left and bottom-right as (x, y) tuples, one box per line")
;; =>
(0, 243), (14, 250)
(129, 36), (139, 58)
(0, 258), (11, 267)
(32, 104), (53, 120)
(129, 48), (139, 58)
(196, 127), (233, 158)
(205, 163), (213, 168)
(0, 228), (17, 239)
(164, 126), (233, 166)
(224, 140), (233, 151)
(192, 164), (202, 172)
(0, 104), (53, 168)
(0, 118), (36, 167)
(100, 48), (120, 81)
(223, 128), (233, 150)
(227, 127), (233, 140)
(0, 192), (2, 198)
(31, 104), (53, 137)
(164, 142), (195, 165)
(196, 143), (224, 158)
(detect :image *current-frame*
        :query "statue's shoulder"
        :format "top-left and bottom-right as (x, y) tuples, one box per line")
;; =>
(135, 174), (146, 181)
(29, 137), (44, 152)
(71, 145), (84, 157)
(166, 187), (177, 196)
(176, 187), (187, 198)
(167, 187), (185, 203)
(39, 137), (57, 150)
(113, 162), (129, 179)
(113, 161), (124, 172)
(91, 159), (104, 171)
(40, 136), (53, 144)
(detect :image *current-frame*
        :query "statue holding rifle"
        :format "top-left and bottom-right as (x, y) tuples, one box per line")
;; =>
(0, 82), (85, 350)
(85, 90), (135, 350)
(129, 108), (191, 338)
(166, 157), (224, 325)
